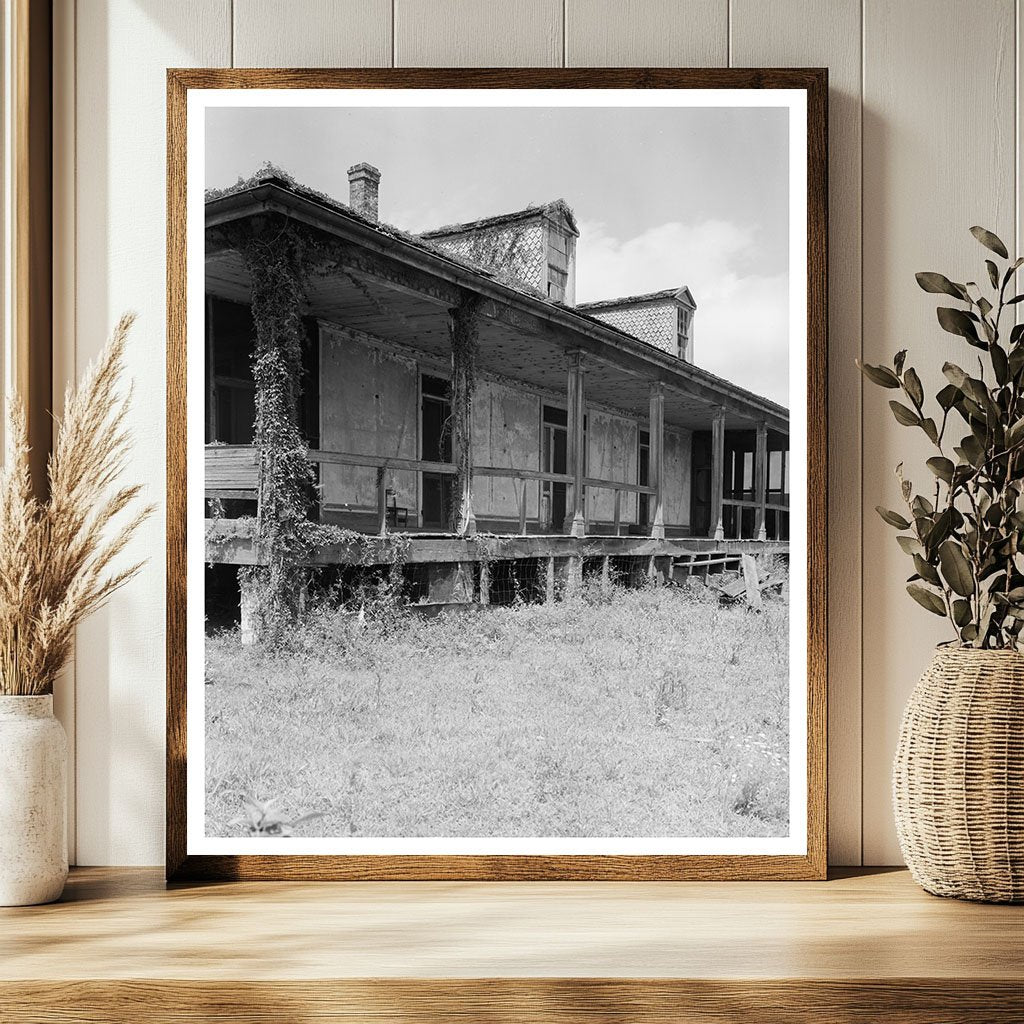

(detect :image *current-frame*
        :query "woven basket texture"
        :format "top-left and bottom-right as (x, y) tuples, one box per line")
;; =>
(893, 648), (1024, 902)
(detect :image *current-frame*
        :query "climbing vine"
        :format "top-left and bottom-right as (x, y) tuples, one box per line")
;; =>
(447, 295), (482, 534)
(227, 215), (319, 641)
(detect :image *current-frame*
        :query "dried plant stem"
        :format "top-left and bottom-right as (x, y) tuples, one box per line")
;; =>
(0, 313), (153, 695)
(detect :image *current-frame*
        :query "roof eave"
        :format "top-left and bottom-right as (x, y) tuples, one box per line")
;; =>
(204, 184), (788, 430)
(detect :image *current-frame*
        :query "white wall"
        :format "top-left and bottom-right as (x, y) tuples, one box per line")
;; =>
(53, 0), (1024, 865)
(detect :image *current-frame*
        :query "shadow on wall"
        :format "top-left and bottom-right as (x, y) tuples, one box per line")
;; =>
(71, 0), (234, 864)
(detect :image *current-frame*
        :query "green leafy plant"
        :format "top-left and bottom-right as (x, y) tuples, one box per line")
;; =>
(859, 227), (1024, 648)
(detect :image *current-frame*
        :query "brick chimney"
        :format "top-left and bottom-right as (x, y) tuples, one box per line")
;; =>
(542, 201), (578, 304)
(347, 163), (381, 222)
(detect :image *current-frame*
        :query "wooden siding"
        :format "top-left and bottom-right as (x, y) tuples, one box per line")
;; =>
(319, 325), (420, 513)
(53, 0), (1024, 867)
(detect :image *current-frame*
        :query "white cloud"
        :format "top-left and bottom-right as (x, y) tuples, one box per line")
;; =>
(575, 220), (790, 407)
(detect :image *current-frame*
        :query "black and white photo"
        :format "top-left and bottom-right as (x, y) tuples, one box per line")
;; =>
(174, 79), (821, 872)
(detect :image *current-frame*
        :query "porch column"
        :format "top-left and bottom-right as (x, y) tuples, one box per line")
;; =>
(237, 220), (315, 640)
(755, 421), (768, 541)
(205, 295), (217, 442)
(564, 350), (587, 537)
(649, 382), (666, 540)
(710, 406), (726, 541)
(449, 297), (479, 536)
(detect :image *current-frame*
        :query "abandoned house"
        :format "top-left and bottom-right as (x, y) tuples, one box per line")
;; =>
(204, 162), (790, 609)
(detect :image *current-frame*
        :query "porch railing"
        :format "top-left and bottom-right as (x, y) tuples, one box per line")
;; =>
(205, 444), (655, 537)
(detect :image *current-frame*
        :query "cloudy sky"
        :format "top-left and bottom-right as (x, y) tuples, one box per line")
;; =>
(206, 104), (790, 406)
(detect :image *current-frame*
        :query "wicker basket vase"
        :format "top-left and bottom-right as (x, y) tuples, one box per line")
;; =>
(893, 647), (1024, 902)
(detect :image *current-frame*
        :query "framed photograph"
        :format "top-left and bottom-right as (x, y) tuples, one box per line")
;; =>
(167, 68), (827, 881)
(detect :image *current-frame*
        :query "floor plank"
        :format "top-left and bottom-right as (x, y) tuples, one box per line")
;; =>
(2, 867), (1020, 980)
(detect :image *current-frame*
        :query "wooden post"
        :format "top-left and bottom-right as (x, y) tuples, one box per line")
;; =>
(449, 297), (479, 537)
(564, 351), (587, 537)
(238, 572), (257, 647)
(479, 561), (490, 606)
(653, 555), (673, 585)
(649, 383), (666, 540)
(544, 556), (556, 603)
(755, 421), (768, 541)
(518, 483), (528, 536)
(742, 554), (764, 611)
(206, 295), (218, 442)
(9, 0), (53, 498)
(237, 218), (316, 638)
(376, 467), (388, 537)
(613, 489), (622, 536)
(710, 407), (726, 541)
(556, 555), (583, 596)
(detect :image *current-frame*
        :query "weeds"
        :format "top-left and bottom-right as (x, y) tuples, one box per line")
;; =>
(205, 576), (790, 840)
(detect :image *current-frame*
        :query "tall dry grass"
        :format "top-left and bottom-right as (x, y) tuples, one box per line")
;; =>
(206, 577), (790, 840)
(0, 313), (152, 695)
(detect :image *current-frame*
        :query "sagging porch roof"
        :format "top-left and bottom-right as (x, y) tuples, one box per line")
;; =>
(205, 179), (790, 435)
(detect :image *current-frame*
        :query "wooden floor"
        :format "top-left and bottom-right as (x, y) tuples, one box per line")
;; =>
(2, 867), (1022, 1021)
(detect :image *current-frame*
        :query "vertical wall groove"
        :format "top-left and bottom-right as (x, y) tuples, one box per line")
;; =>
(859, 0), (866, 867)
(57, 0), (1024, 865)
(862, 0), (1017, 865)
(731, 0), (864, 865)
(52, 0), (77, 864)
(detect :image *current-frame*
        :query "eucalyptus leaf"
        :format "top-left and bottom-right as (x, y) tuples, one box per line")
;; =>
(925, 507), (957, 551)
(926, 456), (955, 482)
(937, 306), (981, 343)
(936, 383), (960, 411)
(939, 540), (975, 598)
(877, 240), (1024, 647)
(942, 362), (968, 389)
(961, 376), (990, 406)
(952, 599), (972, 628)
(897, 535), (925, 557)
(903, 367), (924, 407)
(960, 434), (985, 467)
(1010, 345), (1024, 382)
(970, 226), (1009, 259)
(915, 272), (970, 300)
(912, 494), (934, 517)
(1006, 418), (1024, 450)
(907, 583), (947, 617)
(889, 401), (921, 427)
(856, 360), (900, 389)
(876, 506), (911, 530)
(991, 343), (1009, 385)
(913, 554), (942, 587)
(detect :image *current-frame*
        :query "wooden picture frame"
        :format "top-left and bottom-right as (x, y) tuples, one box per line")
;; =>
(167, 68), (827, 882)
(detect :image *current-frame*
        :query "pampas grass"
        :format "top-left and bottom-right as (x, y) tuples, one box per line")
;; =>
(0, 313), (153, 696)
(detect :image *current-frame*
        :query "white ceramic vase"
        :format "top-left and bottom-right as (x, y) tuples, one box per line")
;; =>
(0, 695), (68, 906)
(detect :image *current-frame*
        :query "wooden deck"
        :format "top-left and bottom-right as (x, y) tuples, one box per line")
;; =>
(205, 520), (790, 567)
